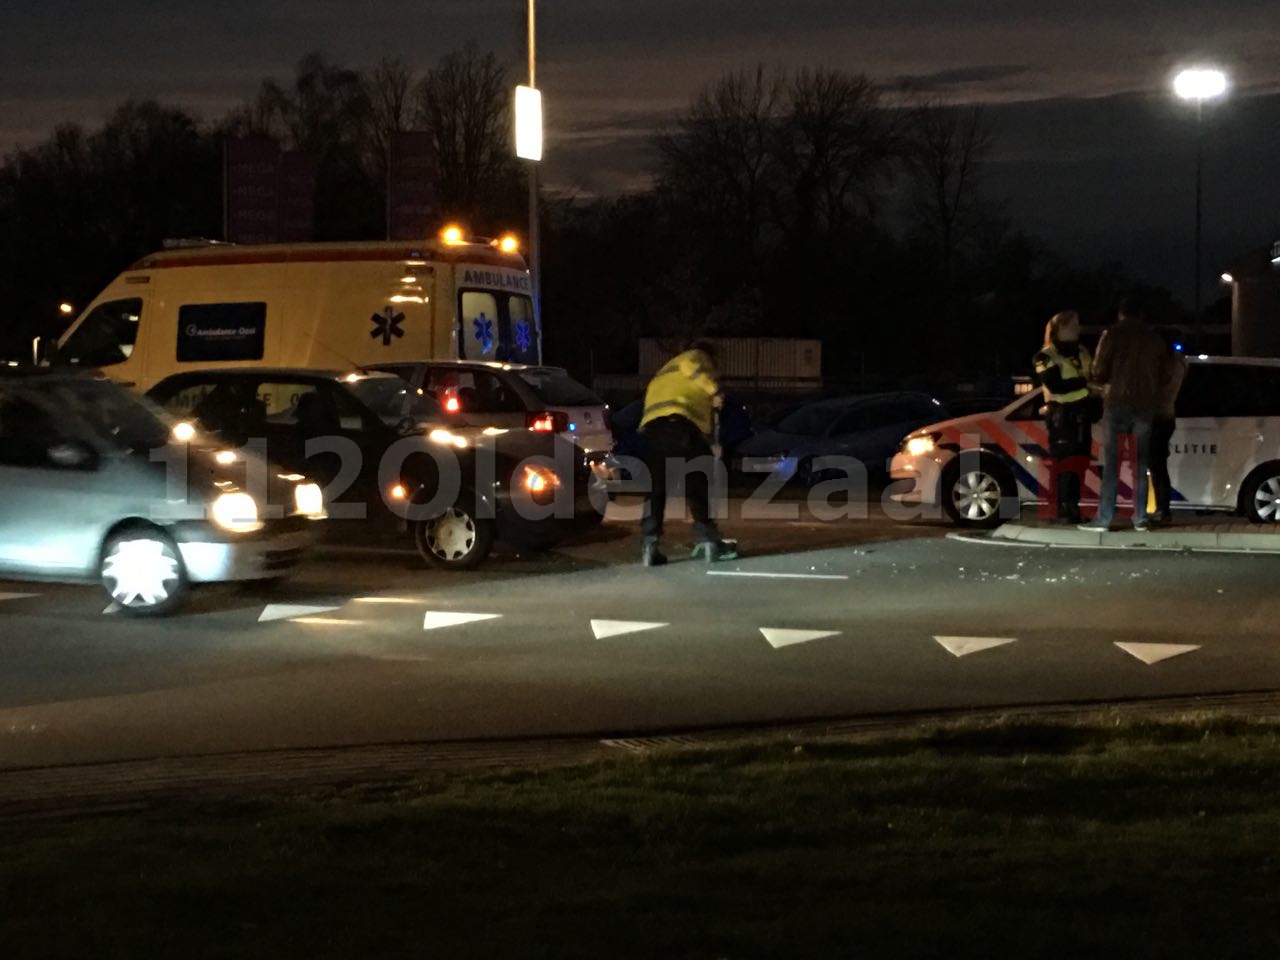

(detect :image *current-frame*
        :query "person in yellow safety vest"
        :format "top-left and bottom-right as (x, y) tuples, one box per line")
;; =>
(1032, 310), (1097, 524)
(638, 339), (739, 566)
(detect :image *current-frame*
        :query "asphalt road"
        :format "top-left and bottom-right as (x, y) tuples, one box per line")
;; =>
(3, 500), (1280, 769)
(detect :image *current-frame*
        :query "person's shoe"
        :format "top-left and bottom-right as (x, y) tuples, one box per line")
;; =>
(1077, 522), (1110, 532)
(641, 540), (668, 567)
(1132, 520), (1149, 532)
(692, 539), (740, 562)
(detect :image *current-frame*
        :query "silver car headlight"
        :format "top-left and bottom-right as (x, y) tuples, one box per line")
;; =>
(294, 482), (327, 519)
(210, 492), (263, 533)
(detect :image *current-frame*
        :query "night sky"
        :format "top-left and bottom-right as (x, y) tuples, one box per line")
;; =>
(3, 0), (1279, 299)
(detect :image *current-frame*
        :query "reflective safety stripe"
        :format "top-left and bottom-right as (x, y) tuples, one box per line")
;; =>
(1035, 346), (1092, 405)
(1049, 387), (1090, 404)
(643, 398), (697, 421)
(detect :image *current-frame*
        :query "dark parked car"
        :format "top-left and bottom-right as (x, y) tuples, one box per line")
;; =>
(734, 391), (949, 484)
(148, 369), (597, 569)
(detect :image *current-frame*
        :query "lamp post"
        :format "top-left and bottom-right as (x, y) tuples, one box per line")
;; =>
(514, 0), (543, 359)
(1173, 67), (1228, 321)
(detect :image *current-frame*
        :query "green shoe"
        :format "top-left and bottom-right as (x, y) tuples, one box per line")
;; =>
(691, 539), (740, 562)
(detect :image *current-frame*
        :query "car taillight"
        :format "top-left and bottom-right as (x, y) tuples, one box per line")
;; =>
(527, 411), (569, 432)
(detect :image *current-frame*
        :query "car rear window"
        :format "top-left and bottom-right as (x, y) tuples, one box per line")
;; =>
(518, 370), (602, 406)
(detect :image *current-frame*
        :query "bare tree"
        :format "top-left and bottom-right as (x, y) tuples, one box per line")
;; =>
(414, 42), (520, 225)
(904, 102), (993, 285)
(780, 68), (901, 238)
(364, 57), (416, 179)
(655, 65), (787, 271)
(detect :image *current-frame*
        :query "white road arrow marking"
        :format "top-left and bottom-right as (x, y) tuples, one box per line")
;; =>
(102, 602), (121, 615)
(259, 604), (343, 623)
(935, 636), (1017, 658)
(1115, 642), (1201, 665)
(423, 611), (502, 631)
(591, 619), (668, 640)
(760, 627), (840, 649)
(0, 592), (39, 602)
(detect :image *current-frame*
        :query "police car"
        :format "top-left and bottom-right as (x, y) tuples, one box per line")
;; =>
(890, 356), (1280, 527)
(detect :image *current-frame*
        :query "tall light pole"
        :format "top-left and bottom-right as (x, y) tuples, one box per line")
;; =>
(1173, 67), (1228, 321)
(514, 0), (543, 359)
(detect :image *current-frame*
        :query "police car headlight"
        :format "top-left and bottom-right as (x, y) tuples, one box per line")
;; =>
(211, 492), (263, 533)
(905, 435), (937, 457)
(294, 482), (327, 519)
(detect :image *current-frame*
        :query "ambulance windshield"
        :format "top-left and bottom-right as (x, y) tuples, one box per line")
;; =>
(57, 298), (143, 368)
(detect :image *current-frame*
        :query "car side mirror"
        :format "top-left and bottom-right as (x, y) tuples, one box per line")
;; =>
(47, 440), (98, 471)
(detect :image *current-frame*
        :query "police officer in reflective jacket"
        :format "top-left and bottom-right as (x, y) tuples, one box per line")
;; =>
(1032, 311), (1096, 524)
(638, 339), (739, 566)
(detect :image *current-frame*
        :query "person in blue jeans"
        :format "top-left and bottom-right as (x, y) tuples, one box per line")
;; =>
(1080, 298), (1175, 533)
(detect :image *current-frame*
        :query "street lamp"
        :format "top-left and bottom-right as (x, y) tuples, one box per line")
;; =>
(514, 0), (543, 359)
(1173, 67), (1228, 320)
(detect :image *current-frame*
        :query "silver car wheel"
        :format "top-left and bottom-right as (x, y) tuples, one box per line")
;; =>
(1253, 476), (1280, 522)
(426, 507), (478, 562)
(953, 470), (1003, 522)
(102, 535), (183, 610)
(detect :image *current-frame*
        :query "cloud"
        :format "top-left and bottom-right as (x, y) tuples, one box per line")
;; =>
(891, 64), (1034, 95)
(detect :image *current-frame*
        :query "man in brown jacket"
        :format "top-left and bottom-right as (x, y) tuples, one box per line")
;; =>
(1080, 298), (1173, 531)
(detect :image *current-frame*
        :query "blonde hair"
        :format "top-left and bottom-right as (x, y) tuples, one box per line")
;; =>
(1045, 310), (1081, 347)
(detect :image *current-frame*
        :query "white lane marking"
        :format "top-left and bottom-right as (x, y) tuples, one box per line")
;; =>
(352, 597), (424, 605)
(259, 603), (343, 623)
(0, 592), (39, 602)
(423, 611), (502, 631)
(591, 619), (668, 640)
(935, 636), (1018, 658)
(102, 602), (121, 615)
(760, 627), (840, 649)
(293, 617), (367, 626)
(708, 571), (850, 581)
(1115, 642), (1201, 665)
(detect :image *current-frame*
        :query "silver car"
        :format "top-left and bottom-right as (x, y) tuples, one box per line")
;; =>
(0, 371), (324, 615)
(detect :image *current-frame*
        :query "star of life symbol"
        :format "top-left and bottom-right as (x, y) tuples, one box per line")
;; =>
(515, 319), (532, 353)
(473, 314), (495, 353)
(370, 306), (405, 346)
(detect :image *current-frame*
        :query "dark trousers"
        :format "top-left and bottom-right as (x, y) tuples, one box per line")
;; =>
(640, 415), (720, 543)
(1150, 417), (1175, 518)
(1046, 402), (1092, 522)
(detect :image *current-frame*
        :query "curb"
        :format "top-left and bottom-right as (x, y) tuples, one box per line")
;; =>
(949, 523), (1280, 554)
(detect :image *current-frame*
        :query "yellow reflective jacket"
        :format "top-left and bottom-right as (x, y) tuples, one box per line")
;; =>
(1033, 344), (1092, 405)
(640, 349), (720, 436)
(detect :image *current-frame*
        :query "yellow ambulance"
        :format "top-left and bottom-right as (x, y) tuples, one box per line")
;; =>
(53, 229), (538, 392)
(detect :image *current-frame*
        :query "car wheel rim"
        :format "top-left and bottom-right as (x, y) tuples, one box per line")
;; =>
(953, 471), (1001, 521)
(1254, 477), (1280, 522)
(427, 508), (477, 561)
(102, 537), (181, 608)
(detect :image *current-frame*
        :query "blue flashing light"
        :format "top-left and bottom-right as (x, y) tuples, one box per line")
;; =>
(1174, 343), (1184, 352)
(569, 422), (578, 432)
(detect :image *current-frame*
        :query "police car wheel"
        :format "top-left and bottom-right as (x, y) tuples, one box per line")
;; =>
(1243, 467), (1280, 523)
(415, 503), (494, 570)
(941, 458), (1013, 528)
